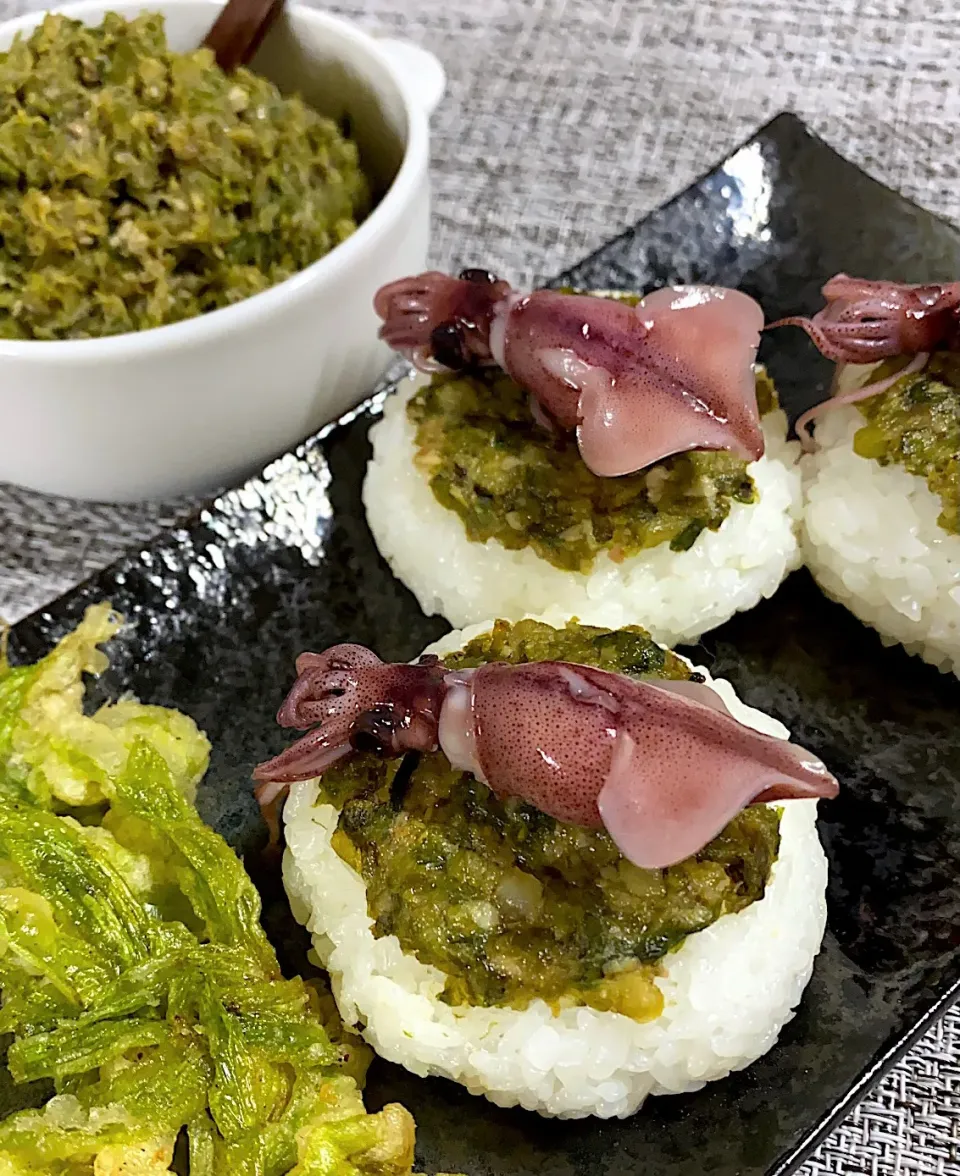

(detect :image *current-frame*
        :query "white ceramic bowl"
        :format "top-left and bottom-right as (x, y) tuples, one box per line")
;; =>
(0, 0), (444, 501)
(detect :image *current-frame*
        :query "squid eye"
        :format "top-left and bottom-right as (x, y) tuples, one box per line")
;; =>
(459, 268), (499, 285)
(350, 705), (401, 756)
(430, 322), (468, 371)
(351, 729), (385, 754)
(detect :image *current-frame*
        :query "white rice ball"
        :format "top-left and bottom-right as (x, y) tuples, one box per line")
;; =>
(362, 375), (804, 646)
(282, 613), (829, 1120)
(802, 401), (960, 677)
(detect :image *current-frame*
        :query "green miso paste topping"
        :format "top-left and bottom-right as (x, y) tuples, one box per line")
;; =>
(321, 619), (781, 1022)
(0, 12), (370, 340)
(852, 353), (960, 534)
(407, 316), (777, 572)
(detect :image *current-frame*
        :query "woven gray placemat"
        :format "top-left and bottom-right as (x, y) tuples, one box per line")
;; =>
(0, 1), (957, 1171)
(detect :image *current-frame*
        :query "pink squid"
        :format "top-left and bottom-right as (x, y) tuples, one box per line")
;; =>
(768, 274), (960, 448)
(373, 269), (767, 477)
(253, 645), (838, 869)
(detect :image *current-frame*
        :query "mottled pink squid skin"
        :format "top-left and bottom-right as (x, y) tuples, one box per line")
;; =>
(768, 274), (960, 364)
(373, 270), (766, 477)
(253, 646), (838, 868)
(767, 274), (960, 448)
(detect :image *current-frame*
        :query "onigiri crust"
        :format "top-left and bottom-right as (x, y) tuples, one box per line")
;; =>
(802, 391), (960, 677)
(282, 611), (828, 1120)
(362, 375), (803, 645)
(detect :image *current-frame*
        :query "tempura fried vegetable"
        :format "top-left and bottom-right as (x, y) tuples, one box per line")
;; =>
(0, 606), (420, 1175)
(0, 603), (207, 809)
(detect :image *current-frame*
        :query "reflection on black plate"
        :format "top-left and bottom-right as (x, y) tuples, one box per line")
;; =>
(8, 113), (960, 1176)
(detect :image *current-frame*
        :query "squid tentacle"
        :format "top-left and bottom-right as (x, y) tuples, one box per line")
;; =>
(373, 271), (767, 476)
(793, 351), (930, 452)
(767, 273), (957, 443)
(254, 647), (838, 867)
(768, 275), (960, 365)
(764, 315), (855, 364)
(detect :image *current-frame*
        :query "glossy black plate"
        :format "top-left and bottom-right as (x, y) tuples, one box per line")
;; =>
(7, 112), (960, 1176)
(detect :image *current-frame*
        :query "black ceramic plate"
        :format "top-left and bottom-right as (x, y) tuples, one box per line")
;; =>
(8, 112), (960, 1176)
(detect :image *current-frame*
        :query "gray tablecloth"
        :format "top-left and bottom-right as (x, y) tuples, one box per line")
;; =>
(0, 1), (957, 1171)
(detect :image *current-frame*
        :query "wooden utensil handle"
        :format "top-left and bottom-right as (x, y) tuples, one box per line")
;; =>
(203, 0), (285, 72)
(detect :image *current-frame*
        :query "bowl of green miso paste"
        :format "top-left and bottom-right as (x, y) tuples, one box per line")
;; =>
(0, 1), (443, 500)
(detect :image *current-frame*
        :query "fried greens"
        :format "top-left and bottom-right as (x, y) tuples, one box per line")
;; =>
(0, 604), (423, 1175)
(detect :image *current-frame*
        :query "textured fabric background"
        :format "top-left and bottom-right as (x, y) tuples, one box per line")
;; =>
(0, 1), (957, 1171)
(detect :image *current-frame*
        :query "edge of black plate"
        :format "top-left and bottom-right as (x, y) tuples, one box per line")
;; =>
(772, 975), (960, 1176)
(7, 109), (960, 1173)
(548, 108), (958, 291)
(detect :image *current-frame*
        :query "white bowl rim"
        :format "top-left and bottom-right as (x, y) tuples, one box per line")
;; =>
(0, 0), (427, 363)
